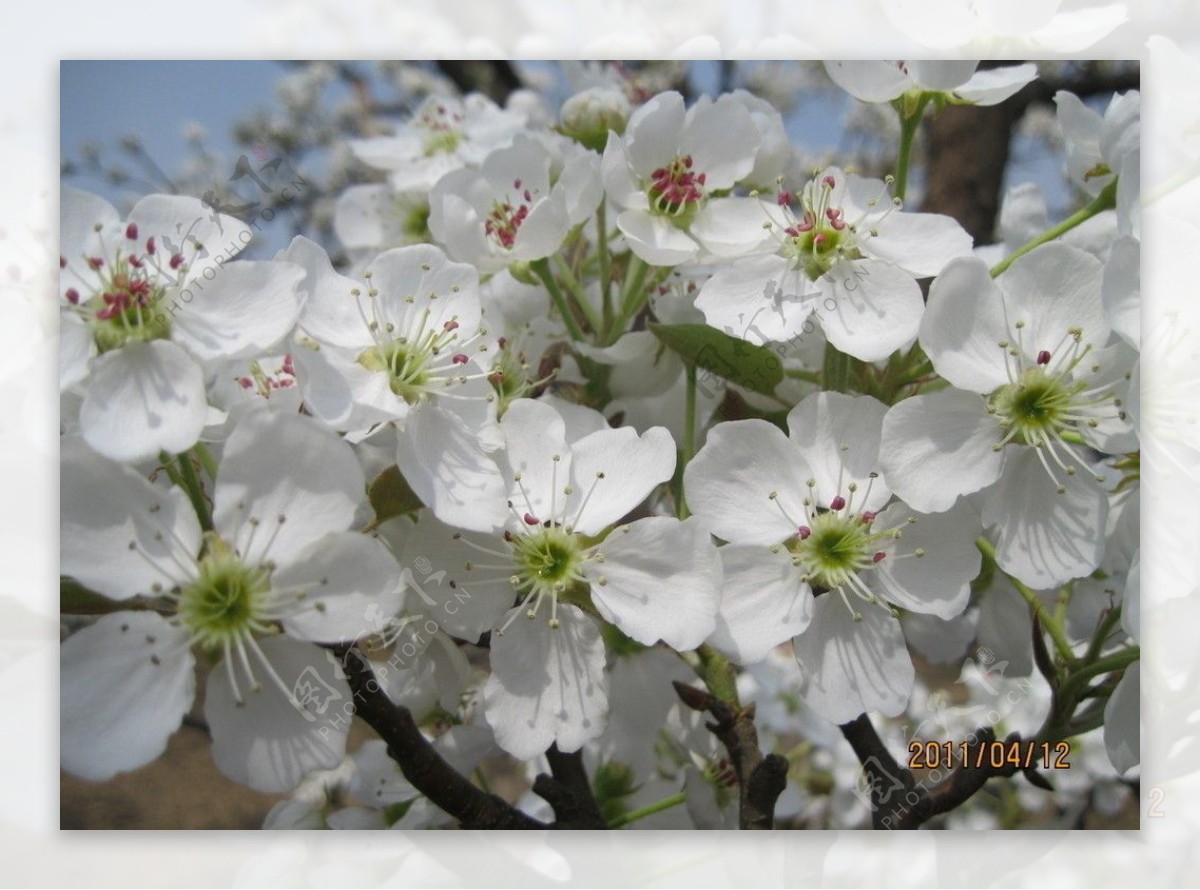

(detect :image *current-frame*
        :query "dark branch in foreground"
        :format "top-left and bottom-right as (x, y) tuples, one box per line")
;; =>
(839, 714), (1050, 830)
(532, 745), (608, 828)
(332, 645), (546, 829)
(674, 681), (789, 829)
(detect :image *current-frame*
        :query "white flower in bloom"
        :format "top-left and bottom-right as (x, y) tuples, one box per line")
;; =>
(601, 90), (761, 266)
(393, 398), (721, 759)
(824, 60), (1037, 107)
(429, 133), (601, 273)
(59, 186), (304, 462)
(280, 236), (507, 532)
(1055, 89), (1140, 235)
(60, 412), (401, 791)
(694, 167), (972, 359)
(349, 93), (527, 192)
(881, 243), (1134, 588)
(685, 392), (981, 723)
(878, 0), (1127, 54)
(333, 184), (432, 254)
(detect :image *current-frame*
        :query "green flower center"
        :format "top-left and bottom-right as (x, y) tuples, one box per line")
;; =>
(358, 339), (432, 404)
(786, 510), (879, 590)
(88, 256), (171, 352)
(988, 367), (1077, 447)
(177, 536), (273, 651)
(424, 130), (462, 157)
(512, 525), (584, 591)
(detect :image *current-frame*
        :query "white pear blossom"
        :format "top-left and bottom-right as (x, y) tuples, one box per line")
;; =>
(881, 243), (1133, 588)
(824, 60), (1037, 107)
(280, 236), (508, 532)
(59, 186), (304, 462)
(429, 133), (601, 273)
(60, 412), (402, 791)
(601, 90), (761, 266)
(694, 166), (972, 359)
(349, 93), (527, 192)
(685, 392), (981, 723)
(393, 398), (721, 758)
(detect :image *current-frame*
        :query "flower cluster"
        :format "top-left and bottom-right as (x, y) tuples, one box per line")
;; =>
(60, 61), (1140, 830)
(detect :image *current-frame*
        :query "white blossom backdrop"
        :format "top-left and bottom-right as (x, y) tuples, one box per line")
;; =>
(4, 0), (1199, 884)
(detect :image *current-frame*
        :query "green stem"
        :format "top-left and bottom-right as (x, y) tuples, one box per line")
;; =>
(785, 368), (821, 384)
(168, 450), (213, 531)
(597, 201), (614, 338)
(1082, 603), (1123, 666)
(989, 184), (1118, 278)
(608, 792), (687, 828)
(977, 538), (1075, 666)
(677, 362), (698, 520)
(893, 94), (931, 203)
(192, 441), (219, 481)
(531, 259), (586, 342)
(822, 342), (852, 393)
(553, 254), (603, 336)
(696, 643), (739, 704)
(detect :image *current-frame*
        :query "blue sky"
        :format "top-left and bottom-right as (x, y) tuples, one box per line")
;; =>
(61, 60), (1073, 235)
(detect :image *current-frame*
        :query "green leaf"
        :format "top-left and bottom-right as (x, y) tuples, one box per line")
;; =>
(383, 798), (416, 826)
(648, 323), (783, 396)
(61, 577), (124, 615)
(367, 465), (424, 527)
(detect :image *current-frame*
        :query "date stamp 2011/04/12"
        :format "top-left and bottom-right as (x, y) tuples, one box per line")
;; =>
(908, 739), (1072, 771)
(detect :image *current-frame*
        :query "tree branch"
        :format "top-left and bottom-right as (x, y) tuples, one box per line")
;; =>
(532, 745), (608, 828)
(674, 681), (789, 829)
(332, 645), (546, 829)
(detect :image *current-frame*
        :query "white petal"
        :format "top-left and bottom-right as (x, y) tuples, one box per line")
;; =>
(707, 544), (812, 665)
(511, 195), (570, 262)
(823, 61), (910, 103)
(953, 64), (1038, 106)
(786, 391), (891, 512)
(684, 419), (810, 546)
(617, 209), (700, 267)
(880, 387), (1004, 513)
(625, 91), (686, 178)
(691, 197), (778, 259)
(483, 606), (608, 760)
(278, 532), (402, 643)
(1102, 235), (1140, 348)
(901, 611), (977, 665)
(61, 438), (202, 599)
(291, 345), (354, 427)
(500, 397), (571, 522)
(206, 637), (351, 793)
(599, 132), (645, 212)
(585, 516), (721, 650)
(59, 312), (96, 391)
(565, 425), (676, 535)
(368, 244), (482, 337)
(60, 186), (121, 275)
(920, 256), (1010, 394)
(396, 403), (508, 533)
(397, 514), (518, 641)
(872, 502), (981, 619)
(282, 235), (372, 349)
(869, 212), (973, 277)
(793, 594), (913, 724)
(173, 260), (303, 362)
(679, 94), (759, 189)
(1103, 662), (1139, 775)
(695, 254), (812, 345)
(60, 612), (195, 780)
(975, 577), (1034, 677)
(127, 194), (251, 284)
(817, 260), (924, 362)
(982, 447), (1107, 589)
(80, 340), (207, 462)
(1000, 243), (1108, 358)
(906, 60), (979, 91)
(213, 411), (364, 567)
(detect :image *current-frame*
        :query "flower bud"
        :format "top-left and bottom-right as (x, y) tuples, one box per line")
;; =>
(560, 87), (631, 152)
